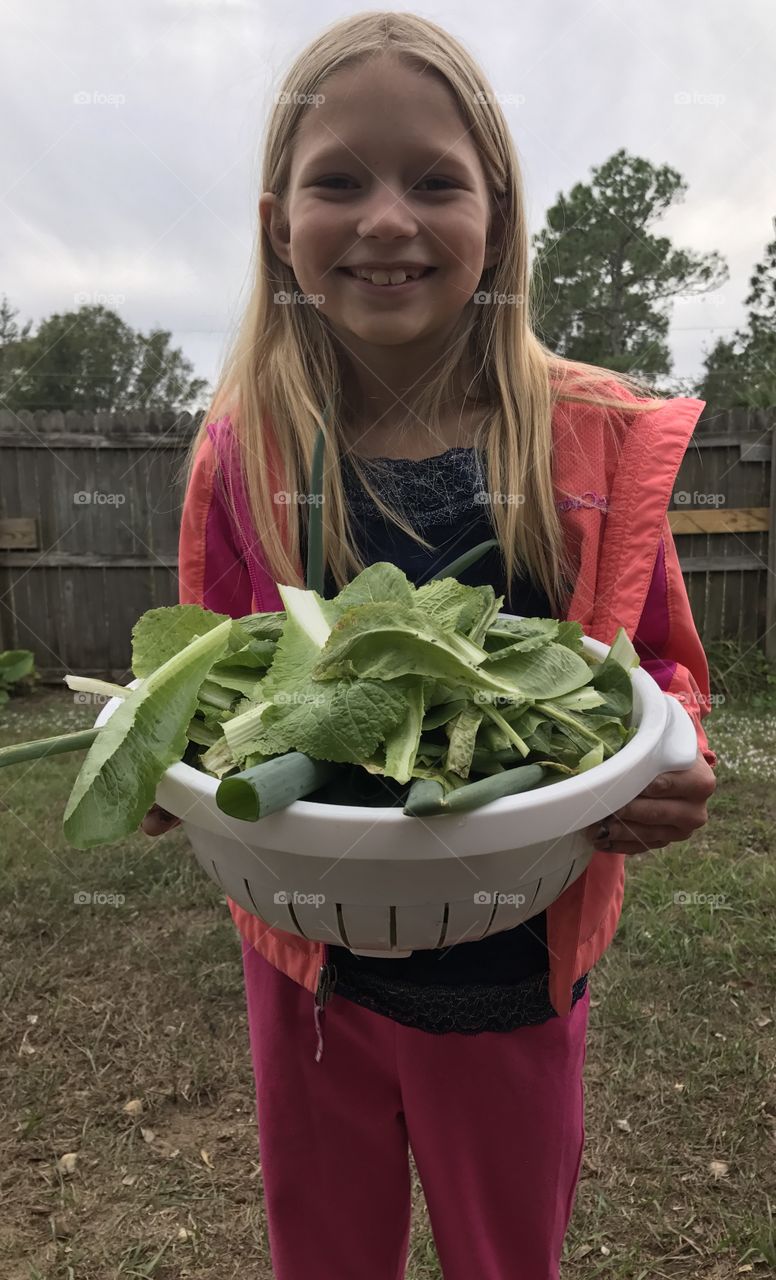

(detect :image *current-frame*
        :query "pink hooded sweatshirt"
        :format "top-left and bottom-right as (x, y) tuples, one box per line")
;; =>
(178, 385), (717, 1045)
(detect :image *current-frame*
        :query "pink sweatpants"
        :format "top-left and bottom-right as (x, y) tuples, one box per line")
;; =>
(242, 941), (589, 1280)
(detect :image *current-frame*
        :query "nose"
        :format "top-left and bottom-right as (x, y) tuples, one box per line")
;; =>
(355, 184), (421, 239)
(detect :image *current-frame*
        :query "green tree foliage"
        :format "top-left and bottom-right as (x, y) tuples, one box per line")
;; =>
(0, 302), (208, 413)
(531, 149), (728, 377)
(0, 296), (33, 406)
(698, 217), (776, 407)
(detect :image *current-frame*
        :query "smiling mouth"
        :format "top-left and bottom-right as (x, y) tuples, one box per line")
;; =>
(338, 267), (437, 287)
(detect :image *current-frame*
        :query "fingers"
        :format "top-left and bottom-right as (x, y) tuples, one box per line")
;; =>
(586, 817), (686, 853)
(141, 804), (182, 836)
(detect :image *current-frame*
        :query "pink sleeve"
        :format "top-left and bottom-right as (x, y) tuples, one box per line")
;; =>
(633, 528), (717, 770)
(178, 431), (254, 619)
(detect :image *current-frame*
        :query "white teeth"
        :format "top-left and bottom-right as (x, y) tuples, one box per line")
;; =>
(350, 267), (425, 285)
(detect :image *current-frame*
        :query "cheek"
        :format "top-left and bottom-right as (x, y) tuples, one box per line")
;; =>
(284, 206), (340, 275)
(433, 217), (488, 274)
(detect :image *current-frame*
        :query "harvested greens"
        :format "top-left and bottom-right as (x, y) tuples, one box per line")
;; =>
(0, 560), (640, 849)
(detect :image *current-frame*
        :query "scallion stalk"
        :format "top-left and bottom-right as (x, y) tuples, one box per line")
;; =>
(216, 751), (340, 821)
(430, 538), (499, 582)
(403, 762), (546, 816)
(0, 728), (100, 768)
(306, 404), (331, 595)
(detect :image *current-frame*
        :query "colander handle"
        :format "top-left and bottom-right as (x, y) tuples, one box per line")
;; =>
(655, 693), (702, 774)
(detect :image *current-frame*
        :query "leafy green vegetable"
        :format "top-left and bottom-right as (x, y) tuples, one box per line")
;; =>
(63, 618), (233, 848)
(0, 558), (642, 843)
(131, 604), (232, 678)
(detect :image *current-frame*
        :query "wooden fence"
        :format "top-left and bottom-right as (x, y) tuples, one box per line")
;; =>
(0, 406), (775, 681)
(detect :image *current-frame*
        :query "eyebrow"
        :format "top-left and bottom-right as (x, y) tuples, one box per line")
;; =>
(299, 145), (471, 174)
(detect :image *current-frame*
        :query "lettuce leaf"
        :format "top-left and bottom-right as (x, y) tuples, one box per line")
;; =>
(63, 619), (233, 847)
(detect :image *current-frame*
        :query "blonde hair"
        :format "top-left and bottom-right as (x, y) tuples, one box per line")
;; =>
(183, 10), (667, 616)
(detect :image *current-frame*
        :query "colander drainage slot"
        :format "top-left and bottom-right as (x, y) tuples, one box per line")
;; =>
(335, 904), (351, 948)
(243, 877), (261, 915)
(555, 860), (577, 897)
(435, 903), (450, 948)
(286, 897), (310, 939)
(524, 877), (542, 913)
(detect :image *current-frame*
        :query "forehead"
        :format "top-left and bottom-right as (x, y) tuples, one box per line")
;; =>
(290, 57), (481, 177)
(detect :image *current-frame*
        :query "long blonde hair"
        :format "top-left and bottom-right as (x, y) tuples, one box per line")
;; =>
(183, 10), (667, 616)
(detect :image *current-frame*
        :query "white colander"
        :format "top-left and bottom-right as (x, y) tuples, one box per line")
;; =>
(95, 628), (698, 957)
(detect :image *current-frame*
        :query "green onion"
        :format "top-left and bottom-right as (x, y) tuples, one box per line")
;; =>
(403, 762), (546, 816)
(468, 757), (505, 776)
(306, 403), (331, 595)
(403, 778), (446, 814)
(216, 751), (340, 821)
(0, 728), (100, 768)
(430, 538), (499, 582)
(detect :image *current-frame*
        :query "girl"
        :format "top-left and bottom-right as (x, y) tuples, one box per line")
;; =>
(144, 12), (716, 1278)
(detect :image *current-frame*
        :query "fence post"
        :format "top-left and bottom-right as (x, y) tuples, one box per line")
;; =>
(767, 423), (776, 663)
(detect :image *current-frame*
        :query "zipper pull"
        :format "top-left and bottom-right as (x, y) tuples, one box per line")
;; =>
(315, 961), (338, 1010)
(313, 959), (337, 1064)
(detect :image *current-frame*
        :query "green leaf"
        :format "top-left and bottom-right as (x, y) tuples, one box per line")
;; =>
(250, 588), (409, 763)
(445, 703), (485, 778)
(255, 678), (410, 764)
(480, 640), (593, 699)
(334, 561), (416, 610)
(588, 659), (634, 718)
(383, 677), (427, 783)
(414, 577), (499, 639)
(488, 616), (559, 648)
(131, 604), (230, 679)
(311, 602), (492, 685)
(63, 619), (233, 848)
(0, 650), (35, 685)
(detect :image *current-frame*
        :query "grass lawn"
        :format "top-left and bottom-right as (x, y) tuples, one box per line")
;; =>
(1, 689), (774, 1278)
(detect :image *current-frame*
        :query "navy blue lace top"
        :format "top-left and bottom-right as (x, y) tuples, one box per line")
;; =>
(301, 445), (589, 1033)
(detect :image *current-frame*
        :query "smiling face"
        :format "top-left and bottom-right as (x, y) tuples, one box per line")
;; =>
(260, 53), (504, 426)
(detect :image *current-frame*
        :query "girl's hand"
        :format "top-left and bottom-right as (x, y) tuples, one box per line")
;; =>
(141, 804), (182, 836)
(583, 749), (716, 855)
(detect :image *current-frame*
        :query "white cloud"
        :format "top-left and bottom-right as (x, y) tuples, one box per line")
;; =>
(2, 0), (774, 389)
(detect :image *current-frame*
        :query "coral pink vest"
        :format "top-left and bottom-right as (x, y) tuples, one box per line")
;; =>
(179, 387), (716, 1022)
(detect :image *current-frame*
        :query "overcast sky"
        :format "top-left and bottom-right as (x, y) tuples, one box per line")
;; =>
(3, 0), (774, 400)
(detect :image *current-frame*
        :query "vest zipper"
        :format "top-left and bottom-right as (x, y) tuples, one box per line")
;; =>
(313, 943), (338, 1063)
